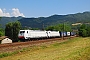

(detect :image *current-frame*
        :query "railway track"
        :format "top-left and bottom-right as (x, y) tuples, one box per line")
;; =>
(0, 38), (61, 48)
(0, 36), (74, 48)
(0, 36), (75, 53)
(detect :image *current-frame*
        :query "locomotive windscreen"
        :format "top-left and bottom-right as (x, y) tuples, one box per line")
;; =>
(20, 31), (25, 34)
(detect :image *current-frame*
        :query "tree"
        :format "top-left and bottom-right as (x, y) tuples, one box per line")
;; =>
(45, 23), (72, 32)
(0, 17), (5, 36)
(78, 24), (90, 37)
(45, 26), (55, 31)
(86, 25), (90, 36)
(79, 29), (87, 37)
(0, 29), (4, 37)
(13, 21), (21, 41)
(0, 17), (1, 20)
(5, 21), (21, 42)
(5, 22), (13, 39)
(0, 28), (5, 37)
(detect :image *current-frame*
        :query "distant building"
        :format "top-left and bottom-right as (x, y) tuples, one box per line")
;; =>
(72, 23), (82, 26)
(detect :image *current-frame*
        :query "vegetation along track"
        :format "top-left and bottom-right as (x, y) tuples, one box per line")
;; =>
(0, 36), (75, 53)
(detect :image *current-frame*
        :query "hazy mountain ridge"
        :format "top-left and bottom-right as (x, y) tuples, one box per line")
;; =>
(0, 11), (90, 29)
(19, 11), (90, 29)
(0, 16), (23, 28)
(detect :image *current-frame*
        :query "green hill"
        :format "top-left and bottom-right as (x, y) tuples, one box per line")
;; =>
(0, 16), (23, 28)
(19, 11), (90, 29)
(0, 11), (90, 29)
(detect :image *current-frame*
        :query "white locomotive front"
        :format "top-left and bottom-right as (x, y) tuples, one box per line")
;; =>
(18, 30), (48, 39)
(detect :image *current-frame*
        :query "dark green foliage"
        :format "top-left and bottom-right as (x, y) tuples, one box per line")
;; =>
(0, 16), (23, 28)
(0, 28), (5, 37)
(79, 29), (87, 37)
(0, 19), (5, 36)
(18, 12), (90, 29)
(1, 12), (90, 29)
(0, 17), (4, 37)
(0, 17), (1, 20)
(5, 22), (13, 39)
(21, 27), (39, 30)
(0, 32), (3, 37)
(86, 26), (90, 36)
(45, 23), (72, 32)
(79, 24), (90, 37)
(45, 26), (55, 31)
(12, 21), (21, 41)
(5, 21), (21, 42)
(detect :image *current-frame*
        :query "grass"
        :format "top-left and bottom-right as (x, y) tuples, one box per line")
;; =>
(0, 37), (90, 60)
(0, 51), (19, 58)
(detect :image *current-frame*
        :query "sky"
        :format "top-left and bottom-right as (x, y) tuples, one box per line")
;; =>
(0, 0), (90, 18)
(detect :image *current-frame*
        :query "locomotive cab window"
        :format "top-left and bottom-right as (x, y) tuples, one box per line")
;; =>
(20, 31), (25, 34)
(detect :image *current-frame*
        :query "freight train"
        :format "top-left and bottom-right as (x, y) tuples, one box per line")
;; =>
(18, 30), (75, 40)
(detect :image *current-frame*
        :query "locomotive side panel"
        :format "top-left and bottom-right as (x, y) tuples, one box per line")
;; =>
(47, 31), (60, 38)
(29, 30), (47, 38)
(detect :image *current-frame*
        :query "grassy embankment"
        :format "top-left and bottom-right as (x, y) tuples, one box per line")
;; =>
(0, 37), (90, 60)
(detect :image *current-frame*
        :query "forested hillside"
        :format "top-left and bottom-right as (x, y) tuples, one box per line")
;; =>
(0, 11), (90, 29)
(18, 12), (90, 29)
(0, 16), (23, 28)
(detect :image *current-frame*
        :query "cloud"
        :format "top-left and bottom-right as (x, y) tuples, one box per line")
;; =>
(11, 8), (25, 17)
(0, 8), (25, 17)
(3, 8), (6, 11)
(0, 8), (11, 17)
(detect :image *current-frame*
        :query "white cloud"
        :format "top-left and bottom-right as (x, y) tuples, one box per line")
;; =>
(0, 8), (11, 17)
(3, 8), (6, 11)
(0, 8), (25, 17)
(11, 8), (25, 17)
